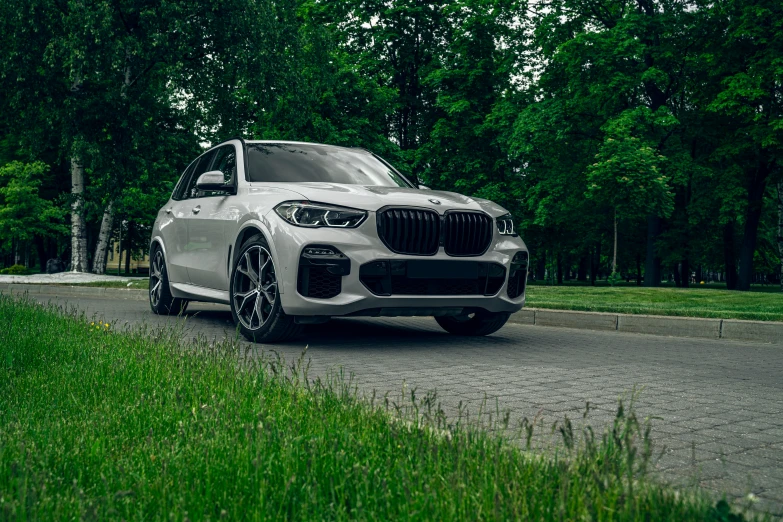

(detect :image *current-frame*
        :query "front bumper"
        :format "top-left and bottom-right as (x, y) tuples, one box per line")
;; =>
(267, 210), (528, 317)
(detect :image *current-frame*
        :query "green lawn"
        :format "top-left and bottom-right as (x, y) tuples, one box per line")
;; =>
(0, 294), (752, 521)
(526, 284), (783, 321)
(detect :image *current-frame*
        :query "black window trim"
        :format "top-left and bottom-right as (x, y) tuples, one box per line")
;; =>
(171, 139), (244, 201)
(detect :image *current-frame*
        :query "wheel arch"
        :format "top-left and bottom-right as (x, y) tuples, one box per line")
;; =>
(231, 219), (285, 294)
(149, 236), (167, 259)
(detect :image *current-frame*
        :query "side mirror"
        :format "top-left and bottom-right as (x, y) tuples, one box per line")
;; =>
(418, 184), (431, 190)
(196, 170), (230, 192)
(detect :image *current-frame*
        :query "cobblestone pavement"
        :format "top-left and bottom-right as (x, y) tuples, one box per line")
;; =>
(25, 292), (783, 516)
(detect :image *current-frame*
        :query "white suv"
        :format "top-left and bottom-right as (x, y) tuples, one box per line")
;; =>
(149, 139), (529, 342)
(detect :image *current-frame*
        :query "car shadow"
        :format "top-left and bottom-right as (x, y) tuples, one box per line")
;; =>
(179, 305), (518, 350)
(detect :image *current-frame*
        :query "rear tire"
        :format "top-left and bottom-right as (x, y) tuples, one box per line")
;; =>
(435, 310), (510, 336)
(149, 247), (188, 315)
(230, 234), (301, 343)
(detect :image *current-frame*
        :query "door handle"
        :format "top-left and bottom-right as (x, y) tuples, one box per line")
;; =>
(192, 205), (201, 214)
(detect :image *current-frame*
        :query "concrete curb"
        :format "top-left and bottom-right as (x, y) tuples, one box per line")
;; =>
(508, 308), (783, 344)
(0, 283), (148, 301)
(2, 283), (782, 344)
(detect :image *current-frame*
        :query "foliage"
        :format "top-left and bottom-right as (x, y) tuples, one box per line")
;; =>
(0, 294), (754, 520)
(0, 0), (780, 286)
(0, 162), (67, 245)
(0, 264), (31, 275)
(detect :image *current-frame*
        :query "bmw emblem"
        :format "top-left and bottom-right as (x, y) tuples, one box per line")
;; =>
(428, 198), (441, 205)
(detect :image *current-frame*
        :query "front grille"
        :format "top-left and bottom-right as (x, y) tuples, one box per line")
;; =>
(444, 212), (493, 256)
(360, 260), (505, 296)
(298, 266), (342, 299)
(377, 208), (440, 256)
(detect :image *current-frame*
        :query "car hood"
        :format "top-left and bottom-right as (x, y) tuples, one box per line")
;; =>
(251, 182), (510, 217)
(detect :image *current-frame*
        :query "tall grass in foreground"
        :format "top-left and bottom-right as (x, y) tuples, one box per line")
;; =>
(0, 295), (752, 521)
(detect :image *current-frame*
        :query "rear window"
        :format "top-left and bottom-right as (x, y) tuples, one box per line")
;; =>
(246, 143), (413, 187)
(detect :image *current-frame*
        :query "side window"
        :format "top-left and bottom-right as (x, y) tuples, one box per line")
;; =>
(172, 162), (196, 201)
(212, 145), (237, 185)
(183, 150), (216, 200)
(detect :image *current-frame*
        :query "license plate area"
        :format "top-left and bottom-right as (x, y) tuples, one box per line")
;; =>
(406, 260), (479, 279)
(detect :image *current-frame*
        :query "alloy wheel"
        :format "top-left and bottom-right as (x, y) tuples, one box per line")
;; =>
(233, 245), (278, 330)
(149, 250), (165, 307)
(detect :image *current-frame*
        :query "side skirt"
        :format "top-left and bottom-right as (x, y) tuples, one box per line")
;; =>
(170, 282), (230, 305)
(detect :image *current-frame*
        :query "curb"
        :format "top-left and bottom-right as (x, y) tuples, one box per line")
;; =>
(508, 308), (783, 344)
(2, 284), (781, 344)
(0, 283), (148, 301)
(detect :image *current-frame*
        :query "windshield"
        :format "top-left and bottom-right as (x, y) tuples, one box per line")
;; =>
(246, 143), (413, 187)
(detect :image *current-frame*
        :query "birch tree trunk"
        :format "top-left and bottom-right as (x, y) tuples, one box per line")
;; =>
(70, 157), (89, 272)
(777, 181), (783, 291)
(91, 200), (115, 274)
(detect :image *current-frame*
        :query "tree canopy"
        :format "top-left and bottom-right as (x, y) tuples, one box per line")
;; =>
(0, 0), (780, 289)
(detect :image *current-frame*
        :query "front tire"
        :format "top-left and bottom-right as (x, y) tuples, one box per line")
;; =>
(149, 247), (188, 315)
(230, 234), (301, 343)
(435, 310), (510, 336)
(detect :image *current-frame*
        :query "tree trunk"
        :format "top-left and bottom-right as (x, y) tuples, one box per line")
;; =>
(681, 258), (690, 288)
(70, 157), (88, 272)
(124, 221), (133, 275)
(556, 253), (563, 285)
(612, 209), (618, 274)
(34, 235), (47, 273)
(535, 251), (546, 280)
(737, 163), (771, 290)
(591, 242), (601, 285)
(577, 252), (588, 281)
(673, 264), (681, 287)
(91, 201), (115, 274)
(644, 214), (661, 286)
(636, 254), (642, 286)
(777, 180), (783, 292)
(724, 222), (738, 290)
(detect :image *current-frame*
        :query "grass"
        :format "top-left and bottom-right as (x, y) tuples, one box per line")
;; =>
(526, 284), (783, 321)
(0, 295), (756, 521)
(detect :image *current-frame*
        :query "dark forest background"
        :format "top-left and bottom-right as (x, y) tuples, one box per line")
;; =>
(0, 0), (780, 290)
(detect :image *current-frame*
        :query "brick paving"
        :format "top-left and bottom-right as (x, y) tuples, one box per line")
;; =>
(24, 292), (783, 516)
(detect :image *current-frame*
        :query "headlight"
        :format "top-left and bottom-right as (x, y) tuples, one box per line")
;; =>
(496, 213), (515, 235)
(275, 201), (367, 228)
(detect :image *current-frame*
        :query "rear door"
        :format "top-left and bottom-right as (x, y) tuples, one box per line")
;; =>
(184, 144), (238, 290)
(160, 162), (197, 283)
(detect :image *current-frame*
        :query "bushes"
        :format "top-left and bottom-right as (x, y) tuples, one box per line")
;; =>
(0, 264), (30, 275)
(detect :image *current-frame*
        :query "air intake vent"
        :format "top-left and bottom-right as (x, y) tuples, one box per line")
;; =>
(377, 208), (440, 256)
(444, 212), (493, 256)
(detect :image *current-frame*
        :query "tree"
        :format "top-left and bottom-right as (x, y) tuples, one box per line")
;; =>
(418, 0), (521, 208)
(706, 0), (782, 290)
(0, 162), (68, 268)
(586, 109), (675, 274)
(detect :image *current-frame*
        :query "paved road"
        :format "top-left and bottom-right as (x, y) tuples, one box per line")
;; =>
(24, 291), (783, 516)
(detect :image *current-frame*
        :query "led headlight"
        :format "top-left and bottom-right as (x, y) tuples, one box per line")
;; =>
(275, 201), (367, 228)
(496, 213), (515, 236)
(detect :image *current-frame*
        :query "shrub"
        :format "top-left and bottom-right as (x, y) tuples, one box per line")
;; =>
(0, 264), (30, 275)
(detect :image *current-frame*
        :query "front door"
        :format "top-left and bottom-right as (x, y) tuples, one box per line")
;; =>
(185, 144), (239, 290)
